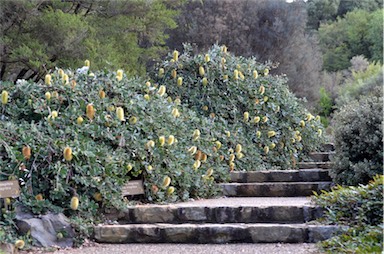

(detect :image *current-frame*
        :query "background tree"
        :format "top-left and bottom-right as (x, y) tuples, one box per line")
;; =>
(167, 0), (323, 105)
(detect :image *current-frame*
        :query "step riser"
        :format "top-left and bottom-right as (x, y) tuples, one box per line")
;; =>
(115, 206), (323, 224)
(94, 224), (339, 244)
(230, 170), (331, 183)
(309, 152), (334, 162)
(298, 162), (332, 169)
(321, 143), (335, 152)
(222, 183), (332, 197)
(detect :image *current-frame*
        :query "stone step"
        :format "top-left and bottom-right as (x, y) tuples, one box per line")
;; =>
(298, 162), (333, 169)
(230, 169), (331, 183)
(94, 223), (340, 244)
(113, 204), (322, 225)
(221, 182), (332, 197)
(309, 152), (335, 162)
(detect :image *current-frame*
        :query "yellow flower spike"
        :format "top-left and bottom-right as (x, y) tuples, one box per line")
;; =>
(146, 140), (155, 150)
(267, 131), (276, 138)
(147, 165), (153, 171)
(129, 116), (137, 124)
(280, 142), (285, 149)
(253, 116), (260, 123)
(195, 150), (202, 161)
(256, 131), (261, 138)
(171, 108), (180, 118)
(264, 146), (269, 154)
(52, 91), (59, 99)
(162, 176), (171, 188)
(77, 116), (84, 125)
(202, 77), (208, 86)
(51, 110), (58, 119)
(201, 153), (207, 162)
(116, 69), (123, 81)
(236, 152), (244, 159)
(269, 143), (276, 150)
(5, 197), (11, 205)
(221, 45), (228, 53)
(188, 146), (198, 155)
(291, 138), (296, 143)
(64, 147), (73, 161)
(70, 196), (79, 210)
(259, 85), (265, 95)
(62, 74), (69, 85)
(167, 186), (175, 195)
(199, 66), (205, 76)
(296, 135), (302, 142)
(158, 68), (165, 77)
(167, 135), (175, 145)
(1, 90), (8, 105)
(275, 105), (280, 113)
(171, 69), (177, 79)
(173, 50), (179, 61)
(204, 54), (210, 63)
(158, 136), (166, 146)
(223, 75), (229, 81)
(243, 112), (249, 122)
(167, 97), (173, 103)
(215, 141), (222, 150)
(221, 57), (226, 66)
(35, 194), (43, 201)
(255, 98), (260, 104)
(315, 115), (321, 121)
(235, 144), (242, 154)
(93, 192), (102, 202)
(193, 160), (201, 170)
(229, 154), (235, 162)
(263, 96), (269, 102)
(295, 130), (300, 136)
(45, 74), (52, 85)
(318, 129), (323, 137)
(229, 162), (235, 171)
(234, 69), (239, 80)
(202, 105), (208, 111)
(15, 239), (25, 249)
(22, 145), (31, 160)
(300, 120), (305, 127)
(116, 107), (125, 121)
(262, 116), (268, 123)
(192, 129), (201, 141)
(253, 70), (258, 79)
(158, 85), (166, 96)
(177, 77), (183, 86)
(58, 69), (64, 77)
(127, 164), (133, 171)
(264, 68), (269, 76)
(84, 59), (90, 67)
(306, 113), (314, 121)
(99, 90), (106, 99)
(174, 98), (181, 105)
(146, 81), (151, 87)
(71, 80), (76, 89)
(86, 104), (95, 120)
(144, 94), (150, 101)
(45, 92), (51, 101)
(206, 168), (214, 177)
(225, 131), (231, 137)
(239, 71), (245, 80)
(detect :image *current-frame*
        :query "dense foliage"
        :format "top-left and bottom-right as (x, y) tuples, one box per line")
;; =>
(150, 45), (325, 170)
(312, 175), (383, 253)
(331, 94), (383, 185)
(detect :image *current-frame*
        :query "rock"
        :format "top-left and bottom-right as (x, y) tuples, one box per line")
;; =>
(16, 211), (74, 248)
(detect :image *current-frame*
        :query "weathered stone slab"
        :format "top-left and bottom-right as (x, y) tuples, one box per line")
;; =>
(298, 162), (333, 169)
(309, 152), (335, 162)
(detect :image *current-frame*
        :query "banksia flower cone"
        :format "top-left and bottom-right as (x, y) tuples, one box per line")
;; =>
(204, 54), (210, 62)
(84, 59), (90, 67)
(1, 90), (8, 105)
(93, 192), (102, 202)
(173, 50), (179, 61)
(267, 131), (276, 138)
(199, 66), (205, 76)
(129, 116), (137, 124)
(45, 74), (52, 85)
(256, 131), (261, 138)
(177, 77), (183, 86)
(77, 116), (84, 125)
(188, 146), (198, 155)
(70, 196), (79, 210)
(264, 146), (269, 154)
(202, 77), (208, 86)
(22, 145), (31, 160)
(171, 69), (177, 79)
(159, 136), (165, 146)
(253, 70), (258, 79)
(193, 160), (201, 170)
(162, 176), (171, 188)
(35, 194), (43, 201)
(116, 107), (125, 121)
(259, 85), (265, 95)
(167, 135), (175, 145)
(235, 144), (242, 154)
(206, 168), (213, 177)
(86, 104), (95, 120)
(171, 108), (180, 118)
(64, 147), (73, 161)
(167, 186), (175, 195)
(146, 140), (155, 149)
(158, 85), (166, 96)
(243, 112), (249, 122)
(300, 120), (305, 127)
(15, 240), (25, 249)
(99, 90), (106, 99)
(253, 116), (260, 123)
(45, 92), (51, 101)
(234, 70), (239, 80)
(262, 116), (268, 123)
(116, 69), (123, 81)
(215, 141), (222, 150)
(264, 68), (269, 76)
(159, 68), (164, 77)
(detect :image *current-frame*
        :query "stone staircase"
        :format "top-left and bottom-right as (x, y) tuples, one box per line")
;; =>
(94, 144), (338, 244)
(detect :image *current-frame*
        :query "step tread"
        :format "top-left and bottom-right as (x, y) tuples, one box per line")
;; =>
(221, 181), (332, 186)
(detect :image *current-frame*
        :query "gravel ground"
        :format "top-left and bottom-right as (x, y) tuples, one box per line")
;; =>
(22, 243), (322, 254)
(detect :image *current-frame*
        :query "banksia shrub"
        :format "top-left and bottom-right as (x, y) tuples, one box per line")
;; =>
(151, 44), (324, 169)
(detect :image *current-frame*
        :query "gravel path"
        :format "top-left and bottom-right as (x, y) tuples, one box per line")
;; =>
(23, 243), (322, 254)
